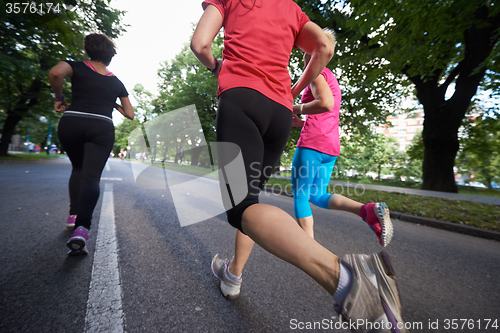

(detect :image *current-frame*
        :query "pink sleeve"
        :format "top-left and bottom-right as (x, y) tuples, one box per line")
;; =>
(320, 68), (332, 81)
(202, 0), (225, 20)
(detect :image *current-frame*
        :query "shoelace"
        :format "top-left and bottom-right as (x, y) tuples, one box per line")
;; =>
(332, 303), (343, 325)
(332, 314), (343, 325)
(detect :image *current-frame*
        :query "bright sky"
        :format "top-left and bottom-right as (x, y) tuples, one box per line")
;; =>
(108, 0), (204, 122)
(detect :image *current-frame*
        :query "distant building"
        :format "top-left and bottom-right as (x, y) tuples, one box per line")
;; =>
(375, 111), (424, 150)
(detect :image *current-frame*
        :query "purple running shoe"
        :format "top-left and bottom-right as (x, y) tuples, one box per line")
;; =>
(67, 226), (89, 256)
(66, 215), (76, 229)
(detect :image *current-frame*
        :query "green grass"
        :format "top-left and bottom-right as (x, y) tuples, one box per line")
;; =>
(129, 159), (217, 178)
(0, 152), (65, 161)
(456, 186), (500, 198)
(267, 178), (500, 232)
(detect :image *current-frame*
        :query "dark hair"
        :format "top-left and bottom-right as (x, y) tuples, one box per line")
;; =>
(84, 33), (116, 65)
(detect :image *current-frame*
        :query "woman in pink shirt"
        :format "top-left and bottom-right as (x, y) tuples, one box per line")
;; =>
(191, 1), (407, 329)
(291, 29), (393, 247)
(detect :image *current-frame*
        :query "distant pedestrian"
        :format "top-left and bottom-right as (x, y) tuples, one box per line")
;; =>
(49, 143), (58, 154)
(34, 145), (40, 153)
(49, 33), (134, 255)
(179, 148), (184, 164)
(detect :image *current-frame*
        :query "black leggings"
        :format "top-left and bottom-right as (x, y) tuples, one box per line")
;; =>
(58, 114), (115, 230)
(216, 88), (292, 233)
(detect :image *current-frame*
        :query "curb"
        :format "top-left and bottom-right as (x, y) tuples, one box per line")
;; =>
(389, 212), (500, 241)
(263, 186), (500, 242)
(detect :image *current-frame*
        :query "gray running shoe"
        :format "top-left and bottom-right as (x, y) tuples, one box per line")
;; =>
(334, 252), (408, 333)
(211, 254), (242, 300)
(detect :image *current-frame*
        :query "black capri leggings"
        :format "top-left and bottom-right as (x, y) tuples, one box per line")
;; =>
(58, 114), (115, 230)
(216, 88), (292, 233)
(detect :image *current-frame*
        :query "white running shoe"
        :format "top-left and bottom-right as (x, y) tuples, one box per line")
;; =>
(211, 254), (242, 300)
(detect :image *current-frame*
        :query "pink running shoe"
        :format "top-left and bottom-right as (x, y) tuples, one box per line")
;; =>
(66, 215), (77, 229)
(362, 202), (393, 247)
(67, 226), (89, 256)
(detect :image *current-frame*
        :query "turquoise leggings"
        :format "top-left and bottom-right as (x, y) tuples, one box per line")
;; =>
(291, 147), (338, 219)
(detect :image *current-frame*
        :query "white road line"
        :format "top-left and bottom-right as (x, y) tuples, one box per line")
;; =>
(84, 183), (124, 333)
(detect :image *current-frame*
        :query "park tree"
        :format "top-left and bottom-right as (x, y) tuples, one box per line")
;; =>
(0, 0), (126, 156)
(131, 84), (156, 123)
(294, 0), (500, 193)
(368, 134), (398, 180)
(458, 114), (500, 189)
(113, 116), (140, 157)
(395, 131), (424, 182)
(154, 35), (223, 167)
(337, 133), (397, 179)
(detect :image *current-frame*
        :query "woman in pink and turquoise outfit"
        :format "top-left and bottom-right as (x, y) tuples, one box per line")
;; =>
(291, 29), (393, 246)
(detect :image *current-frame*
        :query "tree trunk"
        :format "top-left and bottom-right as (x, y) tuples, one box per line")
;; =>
(0, 78), (42, 156)
(414, 4), (500, 192)
(421, 108), (459, 192)
(0, 113), (22, 156)
(418, 72), (488, 193)
(190, 146), (203, 166)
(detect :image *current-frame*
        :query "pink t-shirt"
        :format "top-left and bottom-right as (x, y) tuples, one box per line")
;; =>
(202, 0), (310, 111)
(297, 68), (341, 156)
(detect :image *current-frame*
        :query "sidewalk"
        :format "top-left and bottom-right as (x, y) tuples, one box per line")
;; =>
(332, 180), (500, 206)
(271, 175), (500, 206)
(269, 175), (500, 241)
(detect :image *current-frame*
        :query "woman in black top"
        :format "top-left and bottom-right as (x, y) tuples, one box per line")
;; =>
(49, 33), (134, 256)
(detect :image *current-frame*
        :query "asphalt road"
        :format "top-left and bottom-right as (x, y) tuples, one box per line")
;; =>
(1, 158), (499, 333)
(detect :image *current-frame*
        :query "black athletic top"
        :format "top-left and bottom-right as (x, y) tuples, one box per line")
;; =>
(63, 60), (128, 119)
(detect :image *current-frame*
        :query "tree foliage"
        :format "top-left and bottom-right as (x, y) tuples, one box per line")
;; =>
(113, 116), (141, 156)
(294, 0), (500, 193)
(396, 131), (424, 181)
(153, 35), (223, 167)
(336, 134), (398, 179)
(0, 0), (126, 156)
(458, 114), (500, 188)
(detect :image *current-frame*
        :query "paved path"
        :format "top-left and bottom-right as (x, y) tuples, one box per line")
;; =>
(1, 158), (499, 332)
(4, 154), (498, 205)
